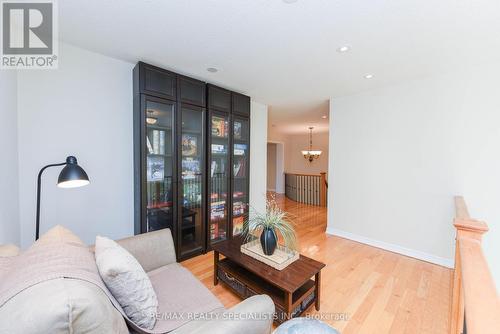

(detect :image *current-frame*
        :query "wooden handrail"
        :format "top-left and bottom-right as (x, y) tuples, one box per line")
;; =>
(284, 172), (324, 177)
(450, 196), (500, 334)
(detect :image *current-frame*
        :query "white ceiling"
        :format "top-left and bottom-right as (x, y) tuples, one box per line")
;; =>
(269, 100), (330, 135)
(59, 0), (500, 108)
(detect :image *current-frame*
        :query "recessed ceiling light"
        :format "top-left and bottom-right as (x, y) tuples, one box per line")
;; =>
(364, 74), (374, 79)
(321, 115), (327, 119)
(207, 67), (218, 73)
(283, 0), (298, 3)
(337, 45), (350, 53)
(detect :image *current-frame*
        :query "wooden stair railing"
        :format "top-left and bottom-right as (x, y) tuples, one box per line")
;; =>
(284, 172), (327, 206)
(450, 196), (500, 334)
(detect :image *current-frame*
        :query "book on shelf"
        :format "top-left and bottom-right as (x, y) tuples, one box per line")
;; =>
(159, 130), (165, 155)
(234, 144), (246, 156)
(146, 137), (154, 154)
(233, 201), (246, 216)
(210, 200), (226, 220)
(210, 224), (227, 240)
(182, 134), (198, 156)
(182, 178), (202, 208)
(233, 158), (246, 177)
(233, 216), (244, 235)
(153, 130), (159, 154)
(234, 121), (242, 140)
(212, 116), (228, 138)
(212, 144), (226, 154)
(211, 161), (216, 177)
(182, 158), (200, 179)
(210, 222), (219, 240)
(149, 129), (166, 155)
(147, 156), (164, 182)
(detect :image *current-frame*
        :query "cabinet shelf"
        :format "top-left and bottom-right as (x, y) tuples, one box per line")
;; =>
(147, 125), (172, 131)
(210, 216), (227, 223)
(148, 153), (172, 157)
(182, 129), (202, 135)
(210, 236), (227, 243)
(212, 135), (229, 140)
(233, 138), (247, 143)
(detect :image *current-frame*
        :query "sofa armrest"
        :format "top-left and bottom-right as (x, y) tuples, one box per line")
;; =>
(172, 295), (275, 334)
(115, 229), (176, 272)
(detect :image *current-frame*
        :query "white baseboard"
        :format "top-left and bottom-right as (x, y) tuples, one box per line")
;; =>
(326, 227), (454, 268)
(267, 188), (276, 192)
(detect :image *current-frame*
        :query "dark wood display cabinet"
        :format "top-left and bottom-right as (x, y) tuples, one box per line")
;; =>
(207, 85), (251, 249)
(134, 63), (250, 261)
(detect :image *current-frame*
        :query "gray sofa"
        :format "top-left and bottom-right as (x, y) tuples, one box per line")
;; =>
(117, 228), (275, 334)
(0, 228), (275, 334)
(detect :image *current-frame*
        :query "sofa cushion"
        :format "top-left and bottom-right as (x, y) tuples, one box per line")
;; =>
(95, 235), (158, 330)
(147, 263), (225, 333)
(0, 278), (129, 334)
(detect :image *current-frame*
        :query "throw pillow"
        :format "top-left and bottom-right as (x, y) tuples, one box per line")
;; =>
(0, 244), (20, 257)
(36, 225), (85, 246)
(95, 235), (158, 330)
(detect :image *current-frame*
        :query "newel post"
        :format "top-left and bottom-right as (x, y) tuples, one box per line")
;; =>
(450, 196), (489, 334)
(320, 172), (327, 207)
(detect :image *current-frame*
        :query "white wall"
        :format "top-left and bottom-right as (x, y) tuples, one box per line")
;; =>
(268, 125), (329, 177)
(17, 43), (135, 247)
(284, 132), (329, 175)
(274, 142), (285, 194)
(250, 102), (268, 215)
(267, 143), (276, 191)
(328, 63), (500, 283)
(0, 71), (20, 245)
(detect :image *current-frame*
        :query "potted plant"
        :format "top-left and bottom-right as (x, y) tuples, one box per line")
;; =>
(242, 198), (298, 256)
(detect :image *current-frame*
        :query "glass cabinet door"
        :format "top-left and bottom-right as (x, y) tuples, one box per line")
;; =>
(179, 104), (205, 257)
(209, 112), (230, 244)
(145, 99), (175, 234)
(232, 116), (250, 236)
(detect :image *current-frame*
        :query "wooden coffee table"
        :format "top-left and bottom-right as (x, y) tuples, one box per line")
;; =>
(212, 237), (325, 324)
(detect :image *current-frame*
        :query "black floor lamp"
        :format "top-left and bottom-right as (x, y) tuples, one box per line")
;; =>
(36, 156), (90, 240)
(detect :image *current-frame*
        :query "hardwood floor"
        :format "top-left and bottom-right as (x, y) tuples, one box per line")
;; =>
(182, 194), (452, 333)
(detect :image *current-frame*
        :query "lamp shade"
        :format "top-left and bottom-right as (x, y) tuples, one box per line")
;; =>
(57, 156), (90, 188)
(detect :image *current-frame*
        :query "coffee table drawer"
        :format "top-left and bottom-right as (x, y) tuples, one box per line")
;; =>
(217, 267), (247, 297)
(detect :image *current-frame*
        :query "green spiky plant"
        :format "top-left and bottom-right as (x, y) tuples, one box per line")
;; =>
(242, 196), (298, 251)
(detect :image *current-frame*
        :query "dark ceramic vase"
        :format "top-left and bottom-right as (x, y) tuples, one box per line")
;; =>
(260, 228), (277, 255)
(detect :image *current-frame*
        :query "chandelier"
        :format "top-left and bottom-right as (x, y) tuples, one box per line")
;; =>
(301, 127), (322, 162)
